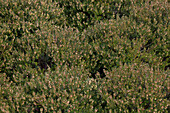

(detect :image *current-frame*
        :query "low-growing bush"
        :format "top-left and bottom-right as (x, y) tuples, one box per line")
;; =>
(1, 63), (169, 112)
(56, 0), (132, 31)
(0, 0), (169, 112)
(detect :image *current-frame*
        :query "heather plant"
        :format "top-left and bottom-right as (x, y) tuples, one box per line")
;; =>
(1, 63), (169, 112)
(129, 0), (169, 70)
(0, 0), (65, 81)
(0, 0), (169, 112)
(56, 0), (131, 31)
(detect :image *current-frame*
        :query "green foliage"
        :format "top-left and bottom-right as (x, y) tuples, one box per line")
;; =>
(0, 0), (169, 112)
(56, 0), (131, 31)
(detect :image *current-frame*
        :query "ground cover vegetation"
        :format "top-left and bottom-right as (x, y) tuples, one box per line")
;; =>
(0, 0), (169, 112)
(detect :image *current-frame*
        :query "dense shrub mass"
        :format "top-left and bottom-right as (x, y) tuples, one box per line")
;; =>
(0, 0), (169, 112)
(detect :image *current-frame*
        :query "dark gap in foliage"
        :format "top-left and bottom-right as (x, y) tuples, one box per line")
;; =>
(34, 52), (56, 73)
